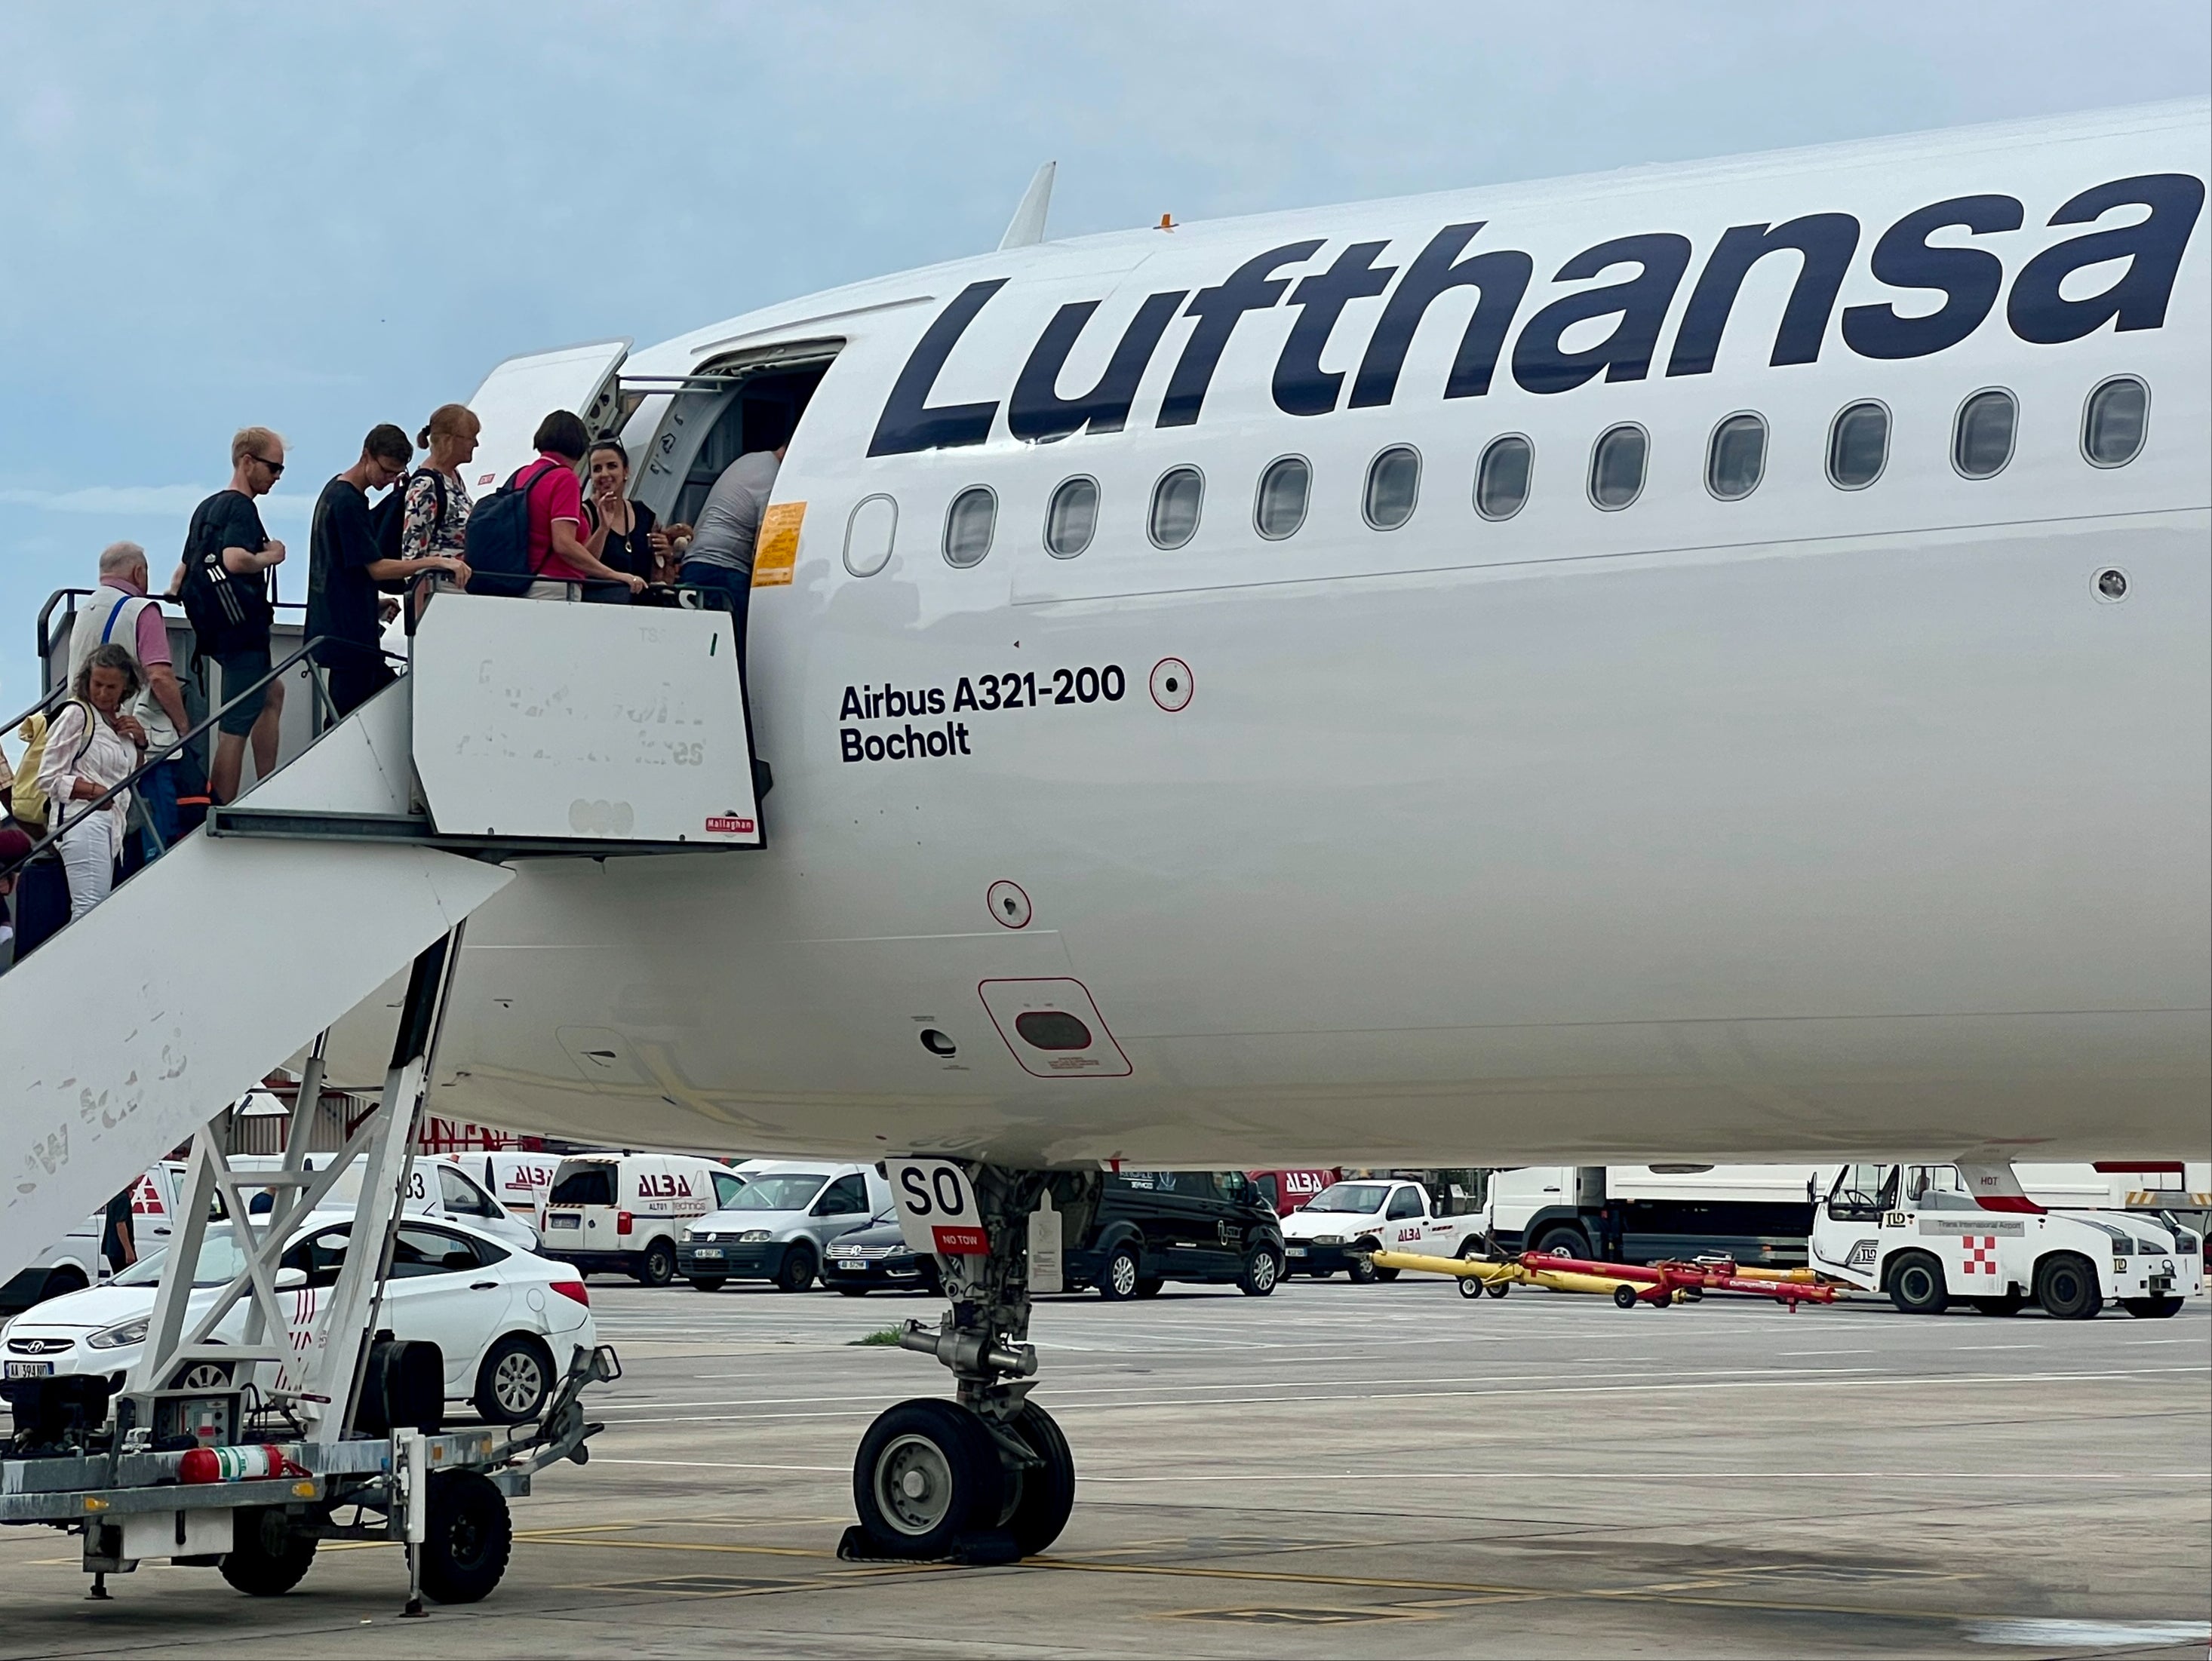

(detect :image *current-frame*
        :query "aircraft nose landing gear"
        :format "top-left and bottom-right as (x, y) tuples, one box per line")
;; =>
(841, 1162), (1090, 1564)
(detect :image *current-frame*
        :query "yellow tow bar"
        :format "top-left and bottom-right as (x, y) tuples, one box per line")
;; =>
(1371, 1249), (1652, 1302)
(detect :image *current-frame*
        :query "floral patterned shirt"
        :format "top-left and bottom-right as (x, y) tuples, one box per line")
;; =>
(400, 468), (473, 559)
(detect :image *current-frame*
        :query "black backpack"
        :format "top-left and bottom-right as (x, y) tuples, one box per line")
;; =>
(370, 470), (450, 584)
(178, 492), (272, 655)
(463, 462), (558, 598)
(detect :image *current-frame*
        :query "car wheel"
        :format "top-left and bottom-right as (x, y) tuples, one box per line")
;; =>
(1097, 1245), (1142, 1300)
(38, 1266), (88, 1304)
(690, 1277), (726, 1293)
(472, 1334), (554, 1424)
(419, 1469), (512, 1604)
(1237, 1246), (1282, 1297)
(220, 1506), (317, 1596)
(853, 1398), (1006, 1558)
(172, 1359), (234, 1391)
(2123, 1296), (2184, 1319)
(636, 1240), (676, 1288)
(2035, 1253), (2100, 1321)
(1887, 1251), (1949, 1315)
(776, 1244), (818, 1294)
(1456, 1236), (1491, 1260)
(836, 1285), (872, 1297)
(1347, 1245), (1381, 1285)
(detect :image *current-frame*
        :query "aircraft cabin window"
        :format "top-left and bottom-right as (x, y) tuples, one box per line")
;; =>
(1826, 401), (1889, 490)
(843, 494), (897, 578)
(1148, 466), (1203, 550)
(1705, 413), (1767, 501)
(1044, 476), (1099, 558)
(1363, 445), (1421, 531)
(1474, 434), (1533, 521)
(943, 486), (997, 568)
(1952, 389), (2017, 479)
(2082, 376), (2149, 468)
(1254, 456), (1310, 540)
(1587, 424), (1648, 511)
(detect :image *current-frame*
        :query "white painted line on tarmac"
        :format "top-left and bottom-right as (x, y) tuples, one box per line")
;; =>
(1777, 1349), (1872, 1356)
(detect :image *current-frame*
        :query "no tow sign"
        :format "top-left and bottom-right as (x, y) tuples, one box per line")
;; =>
(889, 1159), (988, 1256)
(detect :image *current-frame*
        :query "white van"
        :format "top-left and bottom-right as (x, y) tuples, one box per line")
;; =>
(0, 1165), (182, 1314)
(465, 1151), (564, 1230)
(539, 1153), (744, 1286)
(227, 1154), (540, 1253)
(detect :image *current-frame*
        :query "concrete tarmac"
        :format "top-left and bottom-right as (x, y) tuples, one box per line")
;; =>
(2, 1278), (2206, 1658)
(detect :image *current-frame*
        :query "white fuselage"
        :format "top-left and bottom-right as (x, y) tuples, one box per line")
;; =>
(380, 102), (2209, 1171)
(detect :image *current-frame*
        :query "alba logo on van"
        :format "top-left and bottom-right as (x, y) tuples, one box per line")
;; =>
(637, 1174), (695, 1199)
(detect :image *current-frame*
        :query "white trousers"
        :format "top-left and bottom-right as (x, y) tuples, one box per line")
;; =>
(57, 818), (117, 920)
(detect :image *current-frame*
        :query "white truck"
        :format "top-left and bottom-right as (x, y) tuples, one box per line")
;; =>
(1279, 1176), (1486, 1282)
(1809, 1162), (2204, 1319)
(1480, 1165), (1820, 1267)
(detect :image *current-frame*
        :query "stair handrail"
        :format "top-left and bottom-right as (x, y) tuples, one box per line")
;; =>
(0, 634), (401, 886)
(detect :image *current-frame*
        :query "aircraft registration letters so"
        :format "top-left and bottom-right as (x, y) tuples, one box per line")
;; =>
(837, 665), (1130, 764)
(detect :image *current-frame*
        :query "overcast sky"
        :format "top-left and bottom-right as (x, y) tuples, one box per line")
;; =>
(2, 1), (2206, 705)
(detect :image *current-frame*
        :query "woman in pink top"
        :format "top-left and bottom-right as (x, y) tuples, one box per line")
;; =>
(518, 411), (645, 600)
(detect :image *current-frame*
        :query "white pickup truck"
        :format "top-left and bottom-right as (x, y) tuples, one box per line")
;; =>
(1278, 1177), (1486, 1282)
(1810, 1162), (2204, 1318)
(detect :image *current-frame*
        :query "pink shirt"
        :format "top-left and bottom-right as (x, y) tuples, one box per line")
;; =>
(99, 576), (172, 670)
(521, 455), (586, 582)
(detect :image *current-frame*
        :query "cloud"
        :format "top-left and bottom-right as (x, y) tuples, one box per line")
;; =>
(0, 484), (207, 517)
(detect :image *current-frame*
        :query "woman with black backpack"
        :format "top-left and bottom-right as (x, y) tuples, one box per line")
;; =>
(403, 403), (479, 573)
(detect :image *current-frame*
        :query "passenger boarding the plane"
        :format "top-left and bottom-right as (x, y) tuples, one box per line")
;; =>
(179, 428), (287, 805)
(517, 411), (645, 601)
(679, 431), (785, 629)
(35, 643), (147, 921)
(581, 438), (670, 600)
(402, 403), (480, 566)
(308, 424), (469, 718)
(72, 542), (189, 864)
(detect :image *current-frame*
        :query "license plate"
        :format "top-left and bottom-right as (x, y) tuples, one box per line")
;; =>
(831, 1260), (862, 1271)
(692, 1247), (724, 1259)
(5, 1361), (55, 1379)
(546, 1214), (579, 1229)
(1286, 1246), (1307, 1257)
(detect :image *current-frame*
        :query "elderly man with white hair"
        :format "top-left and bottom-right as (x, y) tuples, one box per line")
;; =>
(69, 540), (191, 863)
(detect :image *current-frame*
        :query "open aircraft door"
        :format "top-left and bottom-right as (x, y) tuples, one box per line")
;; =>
(462, 338), (632, 498)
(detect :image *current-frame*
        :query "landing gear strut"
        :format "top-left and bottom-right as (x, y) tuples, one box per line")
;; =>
(842, 1165), (1092, 1563)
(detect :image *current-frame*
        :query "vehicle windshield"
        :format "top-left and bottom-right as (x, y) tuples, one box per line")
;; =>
(112, 1223), (266, 1288)
(724, 1174), (829, 1212)
(1301, 1183), (1393, 1214)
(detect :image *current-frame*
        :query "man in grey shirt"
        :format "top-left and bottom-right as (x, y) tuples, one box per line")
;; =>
(682, 445), (784, 630)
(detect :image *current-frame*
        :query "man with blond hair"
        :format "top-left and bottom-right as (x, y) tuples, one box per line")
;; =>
(179, 427), (288, 803)
(72, 540), (191, 863)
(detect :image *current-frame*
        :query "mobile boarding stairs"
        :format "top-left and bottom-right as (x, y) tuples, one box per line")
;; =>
(0, 590), (760, 1604)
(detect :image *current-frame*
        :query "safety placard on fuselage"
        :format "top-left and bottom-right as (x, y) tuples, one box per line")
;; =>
(837, 664), (1129, 765)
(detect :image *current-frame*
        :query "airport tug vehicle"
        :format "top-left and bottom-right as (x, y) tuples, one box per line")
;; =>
(1808, 1163), (2202, 1317)
(0, 947), (618, 1610)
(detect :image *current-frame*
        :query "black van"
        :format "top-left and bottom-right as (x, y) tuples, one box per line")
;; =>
(1066, 1171), (1285, 1300)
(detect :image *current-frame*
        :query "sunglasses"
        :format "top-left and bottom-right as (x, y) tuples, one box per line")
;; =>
(253, 454), (285, 477)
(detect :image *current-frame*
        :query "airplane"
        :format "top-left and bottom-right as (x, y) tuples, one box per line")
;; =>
(11, 98), (2210, 1564)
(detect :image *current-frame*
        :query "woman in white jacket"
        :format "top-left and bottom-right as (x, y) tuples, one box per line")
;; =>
(36, 641), (149, 920)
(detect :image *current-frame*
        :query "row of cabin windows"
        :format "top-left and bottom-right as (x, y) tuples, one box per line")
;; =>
(844, 376), (2152, 577)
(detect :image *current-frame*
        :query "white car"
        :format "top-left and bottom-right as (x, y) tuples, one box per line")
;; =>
(1278, 1177), (1488, 1281)
(0, 1211), (594, 1424)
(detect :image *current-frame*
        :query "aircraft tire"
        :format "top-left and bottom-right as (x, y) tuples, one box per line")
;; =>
(853, 1398), (1006, 1557)
(1000, 1402), (1077, 1558)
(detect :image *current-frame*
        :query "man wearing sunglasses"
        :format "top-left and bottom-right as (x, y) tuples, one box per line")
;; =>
(178, 426), (290, 804)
